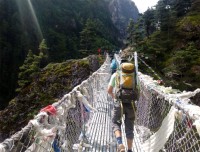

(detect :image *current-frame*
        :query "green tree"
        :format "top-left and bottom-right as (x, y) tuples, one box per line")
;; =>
(172, 0), (191, 17)
(156, 0), (171, 31)
(16, 50), (40, 92)
(39, 39), (48, 55)
(80, 19), (96, 50)
(131, 16), (145, 51)
(143, 8), (156, 37)
(39, 39), (49, 67)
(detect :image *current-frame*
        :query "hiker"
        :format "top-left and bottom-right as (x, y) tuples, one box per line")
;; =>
(97, 48), (101, 55)
(107, 57), (138, 152)
(110, 58), (117, 74)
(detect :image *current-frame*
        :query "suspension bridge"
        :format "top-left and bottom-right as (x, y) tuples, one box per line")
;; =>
(0, 53), (200, 152)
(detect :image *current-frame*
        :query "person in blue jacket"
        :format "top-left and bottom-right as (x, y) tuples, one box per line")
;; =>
(110, 58), (117, 74)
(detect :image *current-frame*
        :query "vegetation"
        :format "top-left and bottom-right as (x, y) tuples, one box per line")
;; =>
(126, 0), (200, 91)
(0, 55), (103, 134)
(0, 0), (121, 109)
(0, 0), (200, 139)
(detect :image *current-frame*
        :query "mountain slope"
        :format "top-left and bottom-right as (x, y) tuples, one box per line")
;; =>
(0, 55), (102, 140)
(0, 0), (139, 109)
(109, 0), (139, 38)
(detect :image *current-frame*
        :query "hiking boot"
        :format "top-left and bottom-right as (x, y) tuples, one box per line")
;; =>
(117, 144), (125, 152)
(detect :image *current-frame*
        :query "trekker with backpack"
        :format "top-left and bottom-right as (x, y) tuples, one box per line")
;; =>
(107, 57), (138, 152)
(110, 58), (117, 74)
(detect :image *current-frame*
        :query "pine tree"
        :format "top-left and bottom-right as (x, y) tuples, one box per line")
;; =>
(132, 16), (145, 51)
(16, 50), (40, 92)
(143, 8), (156, 37)
(39, 39), (48, 67)
(80, 19), (96, 51)
(172, 0), (191, 17)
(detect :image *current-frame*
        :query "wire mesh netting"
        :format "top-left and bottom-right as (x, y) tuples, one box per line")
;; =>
(136, 80), (171, 131)
(0, 54), (200, 152)
(161, 114), (200, 152)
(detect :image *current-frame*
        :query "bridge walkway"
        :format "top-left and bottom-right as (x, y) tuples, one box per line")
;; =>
(84, 89), (143, 152)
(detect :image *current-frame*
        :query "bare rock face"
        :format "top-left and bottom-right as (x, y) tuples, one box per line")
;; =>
(108, 0), (139, 38)
(88, 55), (100, 72)
(71, 55), (100, 88)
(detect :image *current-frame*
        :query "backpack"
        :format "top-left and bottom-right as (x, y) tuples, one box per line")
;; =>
(110, 59), (117, 70)
(115, 62), (138, 102)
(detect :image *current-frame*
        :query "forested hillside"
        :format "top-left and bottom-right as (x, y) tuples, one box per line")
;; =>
(0, 55), (103, 140)
(126, 0), (200, 91)
(0, 0), (138, 110)
(1, 0), (199, 111)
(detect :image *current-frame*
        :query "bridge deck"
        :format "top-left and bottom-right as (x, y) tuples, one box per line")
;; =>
(85, 90), (143, 152)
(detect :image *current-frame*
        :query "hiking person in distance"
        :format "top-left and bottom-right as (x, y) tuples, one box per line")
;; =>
(110, 57), (117, 74)
(107, 56), (138, 152)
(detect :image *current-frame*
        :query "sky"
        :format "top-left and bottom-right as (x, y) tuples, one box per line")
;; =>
(132, 0), (159, 13)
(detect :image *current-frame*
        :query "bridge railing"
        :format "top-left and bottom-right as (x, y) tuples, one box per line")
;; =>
(0, 55), (111, 152)
(1, 53), (200, 152)
(136, 72), (200, 152)
(115, 53), (200, 152)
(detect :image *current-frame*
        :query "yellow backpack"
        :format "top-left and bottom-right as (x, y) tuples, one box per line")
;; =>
(115, 62), (138, 102)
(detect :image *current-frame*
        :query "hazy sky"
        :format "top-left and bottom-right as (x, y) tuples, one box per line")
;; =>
(132, 0), (159, 13)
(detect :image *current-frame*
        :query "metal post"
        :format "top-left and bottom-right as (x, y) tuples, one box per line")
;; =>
(134, 52), (139, 85)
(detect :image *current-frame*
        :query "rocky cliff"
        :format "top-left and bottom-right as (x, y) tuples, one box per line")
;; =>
(109, 0), (139, 39)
